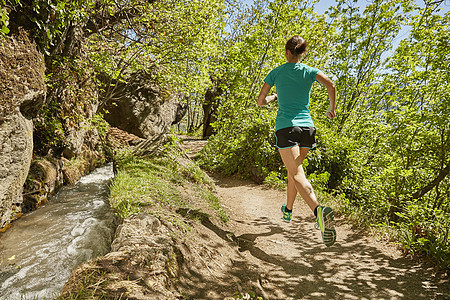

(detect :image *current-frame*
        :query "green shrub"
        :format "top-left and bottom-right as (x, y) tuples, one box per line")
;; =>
(394, 202), (450, 269)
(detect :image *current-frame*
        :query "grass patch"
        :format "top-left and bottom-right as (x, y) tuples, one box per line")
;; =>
(109, 156), (184, 218)
(109, 139), (229, 223)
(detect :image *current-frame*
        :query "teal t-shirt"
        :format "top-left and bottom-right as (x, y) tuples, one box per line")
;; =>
(264, 62), (322, 131)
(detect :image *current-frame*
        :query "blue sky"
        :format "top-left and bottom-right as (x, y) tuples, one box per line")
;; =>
(241, 0), (450, 16)
(238, 0), (449, 53)
(243, 0), (450, 14)
(316, 0), (450, 14)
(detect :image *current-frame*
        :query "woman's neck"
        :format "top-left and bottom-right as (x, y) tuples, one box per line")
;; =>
(286, 52), (300, 63)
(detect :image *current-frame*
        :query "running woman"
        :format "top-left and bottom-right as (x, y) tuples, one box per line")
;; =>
(257, 35), (337, 247)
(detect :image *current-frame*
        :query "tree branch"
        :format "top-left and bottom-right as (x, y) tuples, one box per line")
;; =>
(411, 164), (450, 200)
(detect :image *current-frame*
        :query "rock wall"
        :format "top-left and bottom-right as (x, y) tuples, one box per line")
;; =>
(0, 32), (46, 228)
(0, 115), (34, 227)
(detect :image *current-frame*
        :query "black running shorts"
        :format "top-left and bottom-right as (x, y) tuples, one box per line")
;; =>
(275, 126), (316, 149)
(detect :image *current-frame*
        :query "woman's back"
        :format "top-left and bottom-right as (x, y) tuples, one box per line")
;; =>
(264, 62), (321, 130)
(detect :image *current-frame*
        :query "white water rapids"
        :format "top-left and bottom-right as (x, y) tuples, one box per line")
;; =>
(0, 163), (117, 299)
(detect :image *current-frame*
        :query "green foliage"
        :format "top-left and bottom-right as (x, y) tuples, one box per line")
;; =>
(199, 0), (449, 268)
(395, 202), (449, 269)
(92, 112), (109, 137)
(87, 0), (225, 105)
(263, 171), (286, 190)
(305, 126), (355, 191)
(5, 0), (93, 54)
(325, 0), (414, 132)
(199, 105), (282, 179)
(0, 0), (11, 36)
(33, 96), (66, 155)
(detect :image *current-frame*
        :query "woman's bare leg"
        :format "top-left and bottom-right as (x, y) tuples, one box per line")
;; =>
(286, 174), (296, 210)
(279, 146), (319, 212)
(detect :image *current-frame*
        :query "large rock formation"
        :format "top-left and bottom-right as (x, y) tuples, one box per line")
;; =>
(102, 71), (187, 140)
(0, 32), (46, 228)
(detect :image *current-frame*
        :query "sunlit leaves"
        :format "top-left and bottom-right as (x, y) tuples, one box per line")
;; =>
(87, 0), (224, 101)
(0, 0), (10, 36)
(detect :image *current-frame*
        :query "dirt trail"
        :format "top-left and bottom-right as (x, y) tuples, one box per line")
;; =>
(180, 137), (449, 300)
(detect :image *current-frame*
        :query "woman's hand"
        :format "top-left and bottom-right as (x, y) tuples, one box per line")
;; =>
(265, 93), (277, 105)
(326, 106), (336, 119)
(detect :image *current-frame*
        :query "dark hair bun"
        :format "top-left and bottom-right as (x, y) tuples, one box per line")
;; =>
(295, 42), (307, 54)
(285, 35), (308, 56)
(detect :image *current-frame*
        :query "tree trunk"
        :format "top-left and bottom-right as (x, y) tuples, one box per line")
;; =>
(202, 80), (222, 138)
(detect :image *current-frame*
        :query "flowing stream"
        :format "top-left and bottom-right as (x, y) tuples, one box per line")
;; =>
(0, 163), (117, 300)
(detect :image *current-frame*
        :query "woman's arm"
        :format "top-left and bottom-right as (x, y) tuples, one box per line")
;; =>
(257, 83), (276, 106)
(316, 72), (336, 119)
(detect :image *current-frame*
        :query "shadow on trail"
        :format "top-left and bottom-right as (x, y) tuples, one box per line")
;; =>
(210, 173), (274, 191)
(177, 204), (448, 299)
(281, 219), (447, 299)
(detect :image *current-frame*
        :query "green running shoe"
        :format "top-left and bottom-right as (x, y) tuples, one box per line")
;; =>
(281, 204), (292, 222)
(315, 206), (336, 247)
